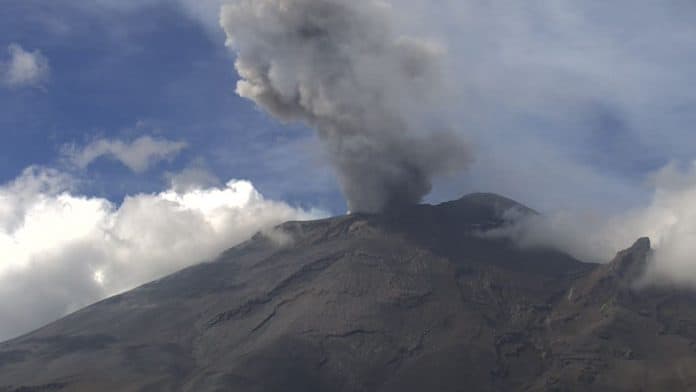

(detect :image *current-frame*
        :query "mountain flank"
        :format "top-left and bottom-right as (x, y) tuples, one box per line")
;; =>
(1, 194), (695, 391)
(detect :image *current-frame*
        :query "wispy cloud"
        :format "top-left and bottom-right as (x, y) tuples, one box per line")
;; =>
(0, 44), (50, 88)
(483, 161), (696, 288)
(63, 136), (188, 173)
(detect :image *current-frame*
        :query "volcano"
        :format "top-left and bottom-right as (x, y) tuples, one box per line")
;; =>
(2, 193), (696, 391)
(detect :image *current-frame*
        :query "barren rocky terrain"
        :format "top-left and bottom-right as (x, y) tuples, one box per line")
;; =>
(1, 194), (694, 391)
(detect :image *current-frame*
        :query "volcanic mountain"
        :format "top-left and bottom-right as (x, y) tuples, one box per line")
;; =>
(2, 193), (696, 391)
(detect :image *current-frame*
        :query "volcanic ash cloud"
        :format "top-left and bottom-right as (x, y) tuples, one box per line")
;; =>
(221, 0), (469, 213)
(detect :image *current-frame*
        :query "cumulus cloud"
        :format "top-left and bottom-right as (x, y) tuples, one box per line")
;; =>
(221, 0), (470, 213)
(0, 44), (50, 88)
(63, 136), (188, 173)
(0, 167), (323, 341)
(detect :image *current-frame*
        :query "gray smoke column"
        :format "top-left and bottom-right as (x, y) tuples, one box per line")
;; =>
(220, 0), (469, 212)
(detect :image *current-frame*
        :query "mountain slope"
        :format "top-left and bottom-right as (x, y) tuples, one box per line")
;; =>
(535, 237), (696, 391)
(0, 194), (691, 391)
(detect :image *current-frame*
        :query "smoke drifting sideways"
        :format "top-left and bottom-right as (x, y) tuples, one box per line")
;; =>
(484, 162), (696, 288)
(221, 0), (469, 213)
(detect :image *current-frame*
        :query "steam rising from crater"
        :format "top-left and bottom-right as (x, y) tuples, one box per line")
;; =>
(221, 0), (469, 212)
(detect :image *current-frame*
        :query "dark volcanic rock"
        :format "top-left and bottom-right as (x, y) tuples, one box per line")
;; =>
(537, 237), (696, 391)
(0, 194), (693, 391)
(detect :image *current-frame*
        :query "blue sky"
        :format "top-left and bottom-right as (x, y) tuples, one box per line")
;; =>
(0, 0), (342, 211)
(2, 0), (696, 341)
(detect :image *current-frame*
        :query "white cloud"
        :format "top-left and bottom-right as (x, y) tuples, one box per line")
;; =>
(0, 167), (324, 341)
(166, 165), (222, 192)
(483, 209), (633, 265)
(63, 136), (188, 173)
(485, 161), (696, 288)
(618, 163), (696, 286)
(0, 44), (50, 88)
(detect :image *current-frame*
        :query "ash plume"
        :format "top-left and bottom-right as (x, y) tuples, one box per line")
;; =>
(221, 0), (469, 212)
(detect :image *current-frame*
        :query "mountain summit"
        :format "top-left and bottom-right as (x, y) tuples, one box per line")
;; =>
(1, 194), (694, 391)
